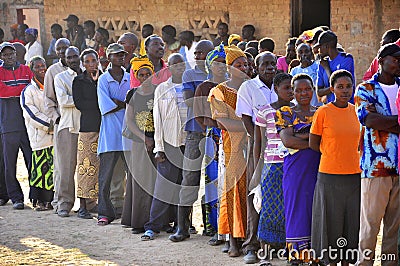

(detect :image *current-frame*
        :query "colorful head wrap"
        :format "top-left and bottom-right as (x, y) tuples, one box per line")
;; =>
(130, 55), (154, 78)
(228, 34), (242, 46)
(206, 44), (226, 72)
(225, 45), (246, 65)
(10, 24), (18, 30)
(25, 28), (38, 38)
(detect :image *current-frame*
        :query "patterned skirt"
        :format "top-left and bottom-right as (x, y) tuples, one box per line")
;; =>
(29, 147), (54, 203)
(76, 132), (99, 199)
(257, 162), (286, 246)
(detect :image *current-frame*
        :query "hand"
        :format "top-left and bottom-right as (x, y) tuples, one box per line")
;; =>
(47, 120), (54, 134)
(155, 151), (166, 163)
(90, 69), (99, 81)
(145, 136), (155, 153)
(366, 103), (377, 113)
(112, 99), (126, 109)
(295, 132), (309, 140)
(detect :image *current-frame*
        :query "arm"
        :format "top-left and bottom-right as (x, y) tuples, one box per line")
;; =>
(316, 59), (332, 97)
(279, 127), (310, 149)
(20, 87), (52, 132)
(364, 113), (399, 131)
(241, 114), (254, 138)
(54, 75), (75, 108)
(153, 85), (165, 153)
(72, 78), (99, 111)
(309, 133), (321, 152)
(97, 75), (122, 115)
(126, 104), (145, 142)
(182, 71), (195, 107)
(253, 125), (265, 168)
(215, 117), (245, 132)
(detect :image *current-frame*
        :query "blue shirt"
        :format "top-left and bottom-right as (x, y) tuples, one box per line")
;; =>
(47, 38), (58, 64)
(355, 73), (400, 178)
(97, 70), (130, 154)
(290, 61), (321, 106)
(317, 52), (355, 103)
(182, 66), (207, 132)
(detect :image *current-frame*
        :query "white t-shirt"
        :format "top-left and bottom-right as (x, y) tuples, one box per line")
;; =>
(379, 82), (399, 115)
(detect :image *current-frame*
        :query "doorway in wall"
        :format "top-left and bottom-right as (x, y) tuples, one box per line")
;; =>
(291, 0), (330, 37)
(17, 8), (41, 40)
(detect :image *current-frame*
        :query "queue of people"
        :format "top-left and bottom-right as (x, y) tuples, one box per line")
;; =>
(0, 15), (400, 266)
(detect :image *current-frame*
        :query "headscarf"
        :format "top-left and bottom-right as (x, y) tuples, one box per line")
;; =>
(25, 28), (38, 38)
(228, 34), (242, 46)
(130, 55), (154, 78)
(10, 24), (18, 30)
(206, 44), (226, 72)
(225, 45), (246, 66)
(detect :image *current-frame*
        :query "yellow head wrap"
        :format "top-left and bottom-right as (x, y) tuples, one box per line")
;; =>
(228, 34), (242, 46)
(130, 55), (154, 78)
(225, 45), (246, 65)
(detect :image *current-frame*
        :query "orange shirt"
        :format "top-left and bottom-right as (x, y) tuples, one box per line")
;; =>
(310, 102), (361, 174)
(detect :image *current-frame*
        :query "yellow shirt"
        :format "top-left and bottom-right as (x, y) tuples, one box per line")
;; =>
(139, 39), (146, 56)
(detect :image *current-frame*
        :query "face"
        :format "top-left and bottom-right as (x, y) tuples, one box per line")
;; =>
(178, 34), (188, 47)
(82, 53), (98, 74)
(137, 68), (153, 84)
(218, 25), (228, 37)
(142, 27), (153, 38)
(242, 28), (252, 40)
(10, 28), (17, 39)
(210, 57), (227, 77)
(161, 31), (172, 42)
(55, 41), (69, 60)
(229, 56), (249, 79)
(94, 31), (103, 43)
(0, 47), (17, 66)
(118, 36), (135, 54)
(293, 79), (313, 106)
(257, 54), (277, 80)
(246, 56), (255, 77)
(146, 37), (165, 59)
(65, 48), (81, 70)
(331, 76), (353, 103)
(286, 44), (296, 61)
(25, 33), (35, 43)
(109, 51), (125, 67)
(17, 26), (25, 37)
(168, 58), (186, 79)
(66, 20), (75, 29)
(380, 55), (400, 77)
(83, 25), (93, 36)
(32, 59), (47, 80)
(297, 43), (313, 66)
(194, 46), (209, 67)
(318, 43), (329, 58)
(276, 79), (294, 102)
(51, 28), (60, 38)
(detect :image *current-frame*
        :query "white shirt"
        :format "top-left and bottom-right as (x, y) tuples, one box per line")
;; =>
(186, 41), (198, 69)
(379, 82), (399, 115)
(44, 60), (69, 116)
(54, 68), (81, 133)
(24, 41), (43, 63)
(153, 77), (187, 152)
(236, 75), (278, 122)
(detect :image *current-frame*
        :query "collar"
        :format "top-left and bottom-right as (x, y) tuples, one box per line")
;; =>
(254, 75), (273, 90)
(105, 69), (129, 83)
(372, 72), (400, 87)
(2, 62), (20, 70)
(66, 68), (79, 76)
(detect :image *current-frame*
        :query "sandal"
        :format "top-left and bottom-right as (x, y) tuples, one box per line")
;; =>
(141, 230), (157, 241)
(34, 202), (47, 211)
(97, 217), (109, 226)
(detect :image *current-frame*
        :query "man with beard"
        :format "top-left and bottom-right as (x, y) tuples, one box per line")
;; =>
(53, 46), (82, 217)
(235, 51), (278, 264)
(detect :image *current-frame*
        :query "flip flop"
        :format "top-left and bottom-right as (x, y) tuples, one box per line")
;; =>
(97, 217), (109, 226)
(141, 230), (157, 241)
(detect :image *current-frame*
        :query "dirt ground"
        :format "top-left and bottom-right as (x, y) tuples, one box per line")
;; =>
(0, 153), (383, 266)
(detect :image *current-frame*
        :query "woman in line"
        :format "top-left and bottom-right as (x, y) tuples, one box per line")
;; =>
(309, 70), (361, 266)
(72, 48), (102, 219)
(20, 56), (58, 211)
(194, 44), (228, 243)
(208, 45), (249, 257)
(276, 38), (297, 73)
(275, 73), (320, 265)
(253, 73), (294, 263)
(94, 28), (110, 70)
(24, 28), (43, 63)
(121, 55), (156, 234)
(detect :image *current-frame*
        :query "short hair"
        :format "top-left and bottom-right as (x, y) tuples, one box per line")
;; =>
(218, 22), (228, 29)
(142, 24), (154, 31)
(243, 24), (255, 34)
(28, 55), (45, 70)
(83, 20), (96, 29)
(96, 27), (109, 41)
(254, 51), (276, 67)
(0, 28), (4, 38)
(273, 72), (292, 88)
(162, 25), (176, 37)
(179, 31), (195, 42)
(259, 37), (275, 52)
(145, 34), (162, 47)
(291, 73), (314, 88)
(19, 24), (29, 31)
(330, 69), (353, 87)
(80, 48), (99, 61)
(244, 47), (258, 58)
(246, 40), (259, 50)
(51, 23), (62, 33)
(286, 37), (297, 47)
(244, 51), (254, 60)
(119, 32), (139, 46)
(382, 29), (400, 44)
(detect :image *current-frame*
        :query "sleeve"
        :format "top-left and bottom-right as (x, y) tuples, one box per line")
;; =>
(342, 54), (355, 81)
(153, 84), (165, 153)
(44, 68), (58, 109)
(362, 57), (379, 81)
(235, 82), (253, 118)
(209, 87), (229, 120)
(310, 107), (325, 136)
(54, 75), (75, 108)
(354, 83), (371, 126)
(316, 63), (326, 87)
(47, 39), (56, 57)
(255, 107), (268, 127)
(182, 70), (194, 92)
(20, 86), (51, 131)
(97, 75), (118, 115)
(276, 57), (286, 71)
(275, 106), (294, 132)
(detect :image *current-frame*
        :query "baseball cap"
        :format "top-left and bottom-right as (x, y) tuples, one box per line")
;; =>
(314, 30), (338, 48)
(377, 43), (400, 58)
(0, 42), (16, 54)
(63, 14), (79, 23)
(106, 43), (127, 58)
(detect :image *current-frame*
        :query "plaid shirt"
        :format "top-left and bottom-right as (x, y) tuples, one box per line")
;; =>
(354, 73), (400, 178)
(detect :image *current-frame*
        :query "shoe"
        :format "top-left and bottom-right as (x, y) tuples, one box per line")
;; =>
(0, 198), (8, 206)
(13, 201), (24, 210)
(57, 210), (70, 217)
(45, 202), (53, 210)
(208, 233), (223, 246)
(34, 202), (46, 211)
(244, 250), (258, 264)
(141, 230), (158, 241)
(97, 217), (109, 226)
(77, 208), (93, 219)
(168, 206), (191, 242)
(189, 225), (198, 234)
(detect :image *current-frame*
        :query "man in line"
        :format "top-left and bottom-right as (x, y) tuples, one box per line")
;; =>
(0, 42), (33, 209)
(64, 14), (85, 51)
(139, 24), (154, 56)
(161, 25), (181, 61)
(83, 20), (96, 49)
(179, 31), (197, 69)
(236, 51), (278, 264)
(53, 46), (82, 217)
(242, 25), (256, 42)
(47, 24), (63, 64)
(169, 40), (214, 242)
(213, 22), (229, 47)
(118, 32), (139, 72)
(355, 43), (400, 265)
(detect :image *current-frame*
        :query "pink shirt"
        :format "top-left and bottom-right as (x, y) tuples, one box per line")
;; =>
(129, 59), (171, 88)
(276, 56), (289, 73)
